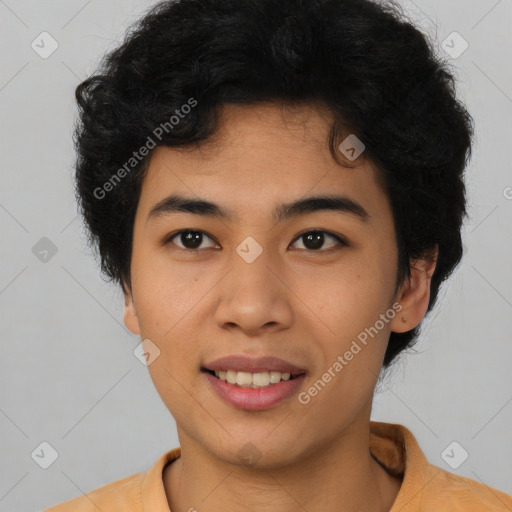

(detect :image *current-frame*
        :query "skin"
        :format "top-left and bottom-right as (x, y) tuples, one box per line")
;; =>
(123, 102), (437, 512)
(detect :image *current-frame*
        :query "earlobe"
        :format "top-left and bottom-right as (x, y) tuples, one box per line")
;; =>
(123, 283), (141, 335)
(390, 247), (438, 333)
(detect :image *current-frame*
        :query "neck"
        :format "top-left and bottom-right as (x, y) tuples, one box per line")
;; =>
(163, 418), (401, 512)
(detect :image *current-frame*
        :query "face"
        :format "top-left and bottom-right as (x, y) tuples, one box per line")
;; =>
(123, 102), (426, 467)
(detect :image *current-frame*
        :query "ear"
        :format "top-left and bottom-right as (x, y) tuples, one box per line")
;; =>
(390, 246), (438, 333)
(123, 280), (141, 335)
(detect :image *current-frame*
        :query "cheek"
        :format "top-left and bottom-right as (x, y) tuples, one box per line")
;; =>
(315, 264), (393, 335)
(309, 269), (393, 403)
(131, 250), (207, 338)
(304, 260), (396, 383)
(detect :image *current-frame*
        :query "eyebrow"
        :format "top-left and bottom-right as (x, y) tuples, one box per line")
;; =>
(146, 194), (369, 224)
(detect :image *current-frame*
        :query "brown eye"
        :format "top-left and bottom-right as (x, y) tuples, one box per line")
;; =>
(166, 230), (218, 250)
(290, 230), (347, 251)
(164, 229), (347, 252)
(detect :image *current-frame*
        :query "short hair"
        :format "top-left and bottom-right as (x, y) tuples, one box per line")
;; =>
(73, 0), (474, 368)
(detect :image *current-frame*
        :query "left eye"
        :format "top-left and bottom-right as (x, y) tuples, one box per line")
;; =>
(165, 229), (346, 251)
(290, 230), (346, 251)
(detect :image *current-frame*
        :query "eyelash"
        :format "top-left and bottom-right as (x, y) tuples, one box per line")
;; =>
(163, 229), (348, 253)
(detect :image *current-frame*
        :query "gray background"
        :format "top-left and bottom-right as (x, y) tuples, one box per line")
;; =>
(0, 0), (511, 510)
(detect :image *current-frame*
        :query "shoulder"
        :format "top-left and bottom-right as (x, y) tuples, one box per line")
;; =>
(42, 472), (144, 512)
(369, 422), (512, 511)
(416, 463), (512, 511)
(42, 448), (181, 512)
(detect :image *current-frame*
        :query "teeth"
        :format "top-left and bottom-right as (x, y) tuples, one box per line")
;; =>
(214, 370), (293, 388)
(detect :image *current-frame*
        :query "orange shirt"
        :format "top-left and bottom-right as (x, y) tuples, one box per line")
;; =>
(44, 421), (512, 511)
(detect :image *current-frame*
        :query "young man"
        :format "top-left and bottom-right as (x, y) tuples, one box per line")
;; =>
(46, 0), (512, 510)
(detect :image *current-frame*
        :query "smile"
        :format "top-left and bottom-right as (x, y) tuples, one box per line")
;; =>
(210, 369), (300, 388)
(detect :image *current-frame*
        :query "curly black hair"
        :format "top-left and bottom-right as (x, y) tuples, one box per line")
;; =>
(73, 0), (474, 368)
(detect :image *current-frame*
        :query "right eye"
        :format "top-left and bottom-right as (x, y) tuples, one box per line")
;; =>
(164, 229), (220, 251)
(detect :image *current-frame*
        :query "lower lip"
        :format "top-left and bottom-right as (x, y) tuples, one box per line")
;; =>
(204, 372), (306, 411)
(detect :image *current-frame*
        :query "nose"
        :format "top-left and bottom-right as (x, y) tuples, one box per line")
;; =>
(213, 246), (294, 335)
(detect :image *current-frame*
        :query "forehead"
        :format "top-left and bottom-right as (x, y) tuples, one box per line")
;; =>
(137, 102), (389, 220)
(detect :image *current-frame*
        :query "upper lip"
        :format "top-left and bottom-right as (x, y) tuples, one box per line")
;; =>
(203, 355), (307, 375)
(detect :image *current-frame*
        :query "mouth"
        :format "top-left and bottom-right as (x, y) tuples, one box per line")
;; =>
(201, 354), (307, 389)
(201, 355), (308, 410)
(201, 368), (305, 389)
(201, 366), (307, 411)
